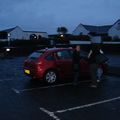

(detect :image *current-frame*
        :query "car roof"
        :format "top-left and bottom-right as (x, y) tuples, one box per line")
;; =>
(37, 47), (72, 53)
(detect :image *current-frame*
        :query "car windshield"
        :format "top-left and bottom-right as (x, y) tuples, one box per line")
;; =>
(28, 51), (44, 60)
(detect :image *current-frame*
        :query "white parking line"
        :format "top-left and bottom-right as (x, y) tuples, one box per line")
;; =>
(56, 96), (120, 113)
(12, 80), (90, 94)
(0, 78), (13, 82)
(12, 88), (21, 94)
(12, 82), (73, 94)
(40, 108), (60, 120)
(40, 96), (120, 118)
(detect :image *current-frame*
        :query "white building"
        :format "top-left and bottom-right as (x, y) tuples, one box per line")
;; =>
(73, 19), (120, 40)
(108, 20), (120, 39)
(0, 26), (48, 40)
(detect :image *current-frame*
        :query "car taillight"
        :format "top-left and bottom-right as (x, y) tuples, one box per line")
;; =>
(37, 61), (43, 65)
(36, 65), (43, 72)
(35, 62), (43, 71)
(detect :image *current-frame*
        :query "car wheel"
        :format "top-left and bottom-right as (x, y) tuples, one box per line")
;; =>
(44, 70), (57, 84)
(97, 68), (103, 80)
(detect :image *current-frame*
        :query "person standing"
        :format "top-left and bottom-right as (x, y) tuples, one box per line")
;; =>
(72, 45), (81, 85)
(88, 44), (102, 88)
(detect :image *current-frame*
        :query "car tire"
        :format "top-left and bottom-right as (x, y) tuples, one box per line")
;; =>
(44, 70), (58, 84)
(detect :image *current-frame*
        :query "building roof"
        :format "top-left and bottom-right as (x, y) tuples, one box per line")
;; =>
(0, 27), (16, 33)
(0, 26), (47, 34)
(24, 30), (47, 33)
(112, 19), (120, 26)
(82, 24), (112, 34)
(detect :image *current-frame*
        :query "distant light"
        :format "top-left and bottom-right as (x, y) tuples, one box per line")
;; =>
(8, 33), (11, 37)
(60, 34), (64, 37)
(34, 36), (37, 38)
(6, 48), (11, 52)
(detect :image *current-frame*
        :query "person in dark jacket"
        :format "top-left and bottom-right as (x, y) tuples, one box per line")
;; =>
(88, 44), (102, 88)
(72, 45), (81, 85)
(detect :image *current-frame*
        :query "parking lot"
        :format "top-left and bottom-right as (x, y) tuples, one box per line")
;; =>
(0, 56), (120, 120)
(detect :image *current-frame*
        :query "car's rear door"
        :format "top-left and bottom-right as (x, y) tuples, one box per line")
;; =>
(55, 50), (73, 78)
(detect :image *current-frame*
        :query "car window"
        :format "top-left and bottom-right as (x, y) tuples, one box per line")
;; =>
(68, 50), (73, 58)
(56, 50), (71, 60)
(52, 52), (60, 60)
(28, 51), (43, 60)
(45, 54), (55, 61)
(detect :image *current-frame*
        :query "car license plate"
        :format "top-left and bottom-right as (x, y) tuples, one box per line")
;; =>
(25, 69), (30, 74)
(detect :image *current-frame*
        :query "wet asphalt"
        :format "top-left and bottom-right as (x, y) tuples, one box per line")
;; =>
(0, 56), (120, 120)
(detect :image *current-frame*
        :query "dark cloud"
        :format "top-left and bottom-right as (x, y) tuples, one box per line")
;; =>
(0, 0), (120, 34)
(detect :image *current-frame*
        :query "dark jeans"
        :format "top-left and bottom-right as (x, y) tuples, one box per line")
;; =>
(90, 63), (98, 85)
(73, 64), (80, 84)
(73, 71), (80, 84)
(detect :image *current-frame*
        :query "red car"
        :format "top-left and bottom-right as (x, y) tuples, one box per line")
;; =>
(24, 48), (108, 84)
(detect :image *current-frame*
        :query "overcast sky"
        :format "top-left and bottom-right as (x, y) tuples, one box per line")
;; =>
(0, 0), (120, 34)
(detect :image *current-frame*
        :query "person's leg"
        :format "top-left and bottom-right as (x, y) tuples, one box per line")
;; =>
(90, 63), (98, 86)
(97, 67), (103, 82)
(73, 71), (79, 85)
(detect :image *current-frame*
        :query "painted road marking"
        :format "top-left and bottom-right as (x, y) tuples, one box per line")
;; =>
(0, 78), (13, 82)
(55, 96), (120, 113)
(40, 96), (120, 120)
(12, 88), (21, 94)
(12, 82), (73, 94)
(12, 80), (90, 94)
(40, 108), (60, 120)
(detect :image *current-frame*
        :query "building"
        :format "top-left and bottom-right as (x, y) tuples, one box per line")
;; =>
(0, 26), (48, 41)
(108, 20), (120, 39)
(73, 19), (120, 40)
